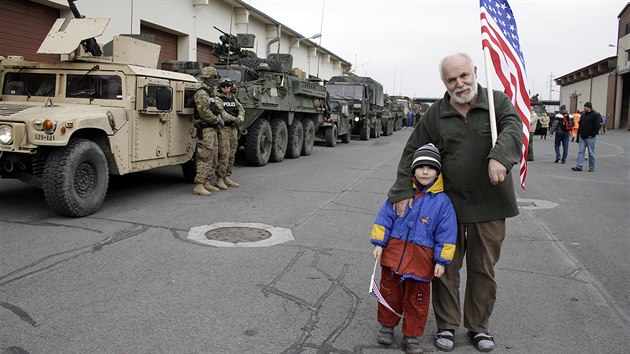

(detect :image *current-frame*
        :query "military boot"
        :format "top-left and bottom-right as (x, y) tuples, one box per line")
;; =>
(224, 176), (240, 188)
(215, 177), (229, 190)
(204, 181), (220, 192)
(193, 183), (211, 196)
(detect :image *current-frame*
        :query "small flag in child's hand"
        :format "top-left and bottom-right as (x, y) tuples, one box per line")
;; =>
(369, 259), (403, 317)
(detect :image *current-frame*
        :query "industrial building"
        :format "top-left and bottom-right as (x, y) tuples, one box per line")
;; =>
(0, 0), (351, 80)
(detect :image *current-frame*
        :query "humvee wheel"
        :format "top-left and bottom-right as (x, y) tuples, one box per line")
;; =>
(43, 139), (109, 217)
(325, 125), (337, 147)
(359, 121), (370, 141)
(341, 124), (350, 144)
(181, 158), (196, 183)
(301, 119), (315, 156)
(286, 119), (304, 159)
(244, 119), (272, 166)
(270, 118), (288, 162)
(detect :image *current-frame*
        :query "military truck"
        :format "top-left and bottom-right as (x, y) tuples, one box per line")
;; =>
(166, 30), (329, 166)
(387, 95), (412, 129)
(326, 74), (384, 140)
(0, 9), (199, 217)
(317, 95), (352, 146)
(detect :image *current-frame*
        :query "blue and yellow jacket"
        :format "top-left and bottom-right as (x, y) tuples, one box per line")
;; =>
(371, 174), (457, 282)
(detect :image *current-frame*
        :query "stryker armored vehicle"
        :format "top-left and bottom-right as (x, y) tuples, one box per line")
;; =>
(326, 74), (384, 140)
(166, 29), (330, 166)
(0, 2), (199, 217)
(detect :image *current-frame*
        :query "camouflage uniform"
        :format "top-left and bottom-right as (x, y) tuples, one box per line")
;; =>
(216, 82), (244, 185)
(192, 67), (224, 196)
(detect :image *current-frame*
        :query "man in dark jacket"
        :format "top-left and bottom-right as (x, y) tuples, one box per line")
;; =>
(388, 53), (522, 352)
(571, 102), (601, 172)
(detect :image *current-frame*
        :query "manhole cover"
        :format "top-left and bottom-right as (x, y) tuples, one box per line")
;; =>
(205, 227), (272, 243)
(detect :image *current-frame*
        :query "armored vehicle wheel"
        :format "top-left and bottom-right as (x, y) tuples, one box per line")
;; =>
(383, 120), (393, 136)
(244, 119), (272, 166)
(43, 139), (109, 217)
(325, 125), (337, 147)
(359, 121), (370, 141)
(270, 118), (288, 162)
(181, 158), (196, 183)
(286, 119), (304, 159)
(301, 119), (315, 156)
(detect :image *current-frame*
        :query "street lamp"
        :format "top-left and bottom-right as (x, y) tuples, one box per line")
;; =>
(290, 33), (321, 49)
(609, 43), (628, 65)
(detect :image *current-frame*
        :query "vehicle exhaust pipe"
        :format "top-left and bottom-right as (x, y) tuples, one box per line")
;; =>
(266, 24), (281, 57)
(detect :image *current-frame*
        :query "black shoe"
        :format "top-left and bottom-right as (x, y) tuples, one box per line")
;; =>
(561, 160), (566, 164)
(588, 169), (594, 172)
(554, 158), (559, 163)
(571, 167), (582, 171)
(527, 158), (534, 162)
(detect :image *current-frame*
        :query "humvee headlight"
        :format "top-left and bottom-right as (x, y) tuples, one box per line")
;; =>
(33, 120), (43, 130)
(0, 124), (13, 145)
(354, 117), (359, 122)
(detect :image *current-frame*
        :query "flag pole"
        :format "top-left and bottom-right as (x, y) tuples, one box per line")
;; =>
(483, 47), (498, 147)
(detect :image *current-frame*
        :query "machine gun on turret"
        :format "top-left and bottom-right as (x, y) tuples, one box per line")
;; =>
(212, 26), (256, 64)
(67, 0), (103, 56)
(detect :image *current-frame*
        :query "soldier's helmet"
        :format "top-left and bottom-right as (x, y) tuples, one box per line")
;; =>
(199, 66), (219, 79)
(218, 78), (233, 88)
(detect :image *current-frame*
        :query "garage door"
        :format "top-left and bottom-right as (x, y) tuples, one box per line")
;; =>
(0, 0), (60, 63)
(197, 41), (216, 66)
(141, 25), (178, 69)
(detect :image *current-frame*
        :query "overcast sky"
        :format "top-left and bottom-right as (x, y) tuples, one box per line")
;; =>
(247, 0), (627, 100)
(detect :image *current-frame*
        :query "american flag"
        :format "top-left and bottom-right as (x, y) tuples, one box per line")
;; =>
(480, 0), (531, 190)
(369, 260), (403, 317)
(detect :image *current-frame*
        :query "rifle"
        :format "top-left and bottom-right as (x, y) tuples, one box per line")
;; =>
(67, 0), (103, 57)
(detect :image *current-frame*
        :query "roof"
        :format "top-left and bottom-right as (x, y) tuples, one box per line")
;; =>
(554, 56), (617, 86)
(227, 0), (352, 68)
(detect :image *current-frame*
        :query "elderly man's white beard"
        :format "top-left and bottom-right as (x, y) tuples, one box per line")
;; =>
(449, 83), (478, 104)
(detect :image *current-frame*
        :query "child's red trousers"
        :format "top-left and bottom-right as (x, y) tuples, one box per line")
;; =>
(377, 266), (431, 337)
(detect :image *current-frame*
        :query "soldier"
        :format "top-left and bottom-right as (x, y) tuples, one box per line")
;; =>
(192, 67), (225, 196)
(215, 78), (244, 189)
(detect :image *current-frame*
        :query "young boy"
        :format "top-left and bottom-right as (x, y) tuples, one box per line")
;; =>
(370, 143), (457, 354)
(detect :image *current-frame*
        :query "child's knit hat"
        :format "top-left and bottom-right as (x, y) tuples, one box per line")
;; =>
(411, 143), (441, 173)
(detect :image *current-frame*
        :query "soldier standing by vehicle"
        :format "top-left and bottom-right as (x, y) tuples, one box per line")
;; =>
(215, 78), (244, 189)
(193, 67), (225, 196)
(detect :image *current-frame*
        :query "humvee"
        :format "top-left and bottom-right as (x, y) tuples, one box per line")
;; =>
(0, 16), (199, 217)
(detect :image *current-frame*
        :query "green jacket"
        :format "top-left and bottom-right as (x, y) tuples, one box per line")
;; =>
(388, 85), (521, 223)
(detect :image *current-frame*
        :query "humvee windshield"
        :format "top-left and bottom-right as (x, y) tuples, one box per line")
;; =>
(3, 72), (56, 97)
(326, 84), (364, 100)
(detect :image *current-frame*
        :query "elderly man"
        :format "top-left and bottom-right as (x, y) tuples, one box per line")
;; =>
(387, 53), (522, 352)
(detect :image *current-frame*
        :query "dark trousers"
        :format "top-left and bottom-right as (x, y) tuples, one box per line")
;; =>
(377, 267), (431, 337)
(432, 220), (506, 333)
(540, 127), (547, 139)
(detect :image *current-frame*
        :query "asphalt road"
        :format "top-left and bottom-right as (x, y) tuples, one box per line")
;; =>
(1, 128), (628, 353)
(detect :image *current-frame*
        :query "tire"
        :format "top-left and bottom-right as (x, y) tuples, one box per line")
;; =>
(301, 119), (315, 156)
(359, 121), (369, 141)
(238, 58), (283, 73)
(325, 125), (337, 147)
(181, 158), (196, 183)
(244, 119), (272, 166)
(286, 119), (304, 159)
(341, 121), (351, 144)
(43, 139), (109, 217)
(270, 118), (288, 163)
